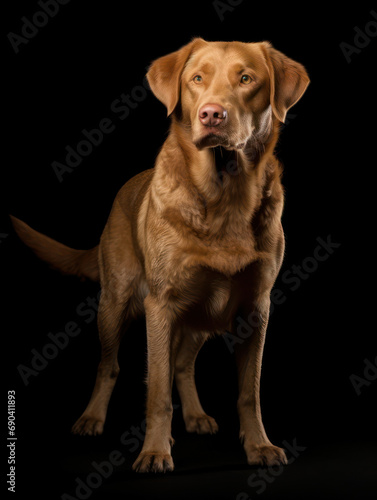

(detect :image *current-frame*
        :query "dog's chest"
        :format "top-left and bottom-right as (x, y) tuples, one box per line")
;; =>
(181, 226), (263, 278)
(171, 266), (238, 330)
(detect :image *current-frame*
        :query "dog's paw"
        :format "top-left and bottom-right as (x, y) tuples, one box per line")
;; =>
(132, 451), (174, 473)
(71, 415), (104, 436)
(185, 414), (219, 434)
(245, 443), (288, 467)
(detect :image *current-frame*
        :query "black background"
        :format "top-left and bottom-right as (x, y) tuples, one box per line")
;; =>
(2, 1), (376, 499)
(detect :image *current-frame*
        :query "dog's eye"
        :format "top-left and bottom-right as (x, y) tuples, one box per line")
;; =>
(240, 74), (252, 85)
(193, 75), (203, 83)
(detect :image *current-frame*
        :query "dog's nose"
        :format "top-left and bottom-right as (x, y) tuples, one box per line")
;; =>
(199, 104), (227, 127)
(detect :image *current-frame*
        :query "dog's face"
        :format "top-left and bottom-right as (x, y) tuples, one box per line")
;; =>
(180, 42), (272, 151)
(147, 39), (309, 152)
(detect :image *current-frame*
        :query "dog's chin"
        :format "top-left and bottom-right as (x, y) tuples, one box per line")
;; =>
(194, 132), (228, 150)
(194, 132), (246, 152)
(194, 128), (246, 150)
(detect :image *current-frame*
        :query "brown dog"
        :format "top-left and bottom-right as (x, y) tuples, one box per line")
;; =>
(11, 38), (309, 472)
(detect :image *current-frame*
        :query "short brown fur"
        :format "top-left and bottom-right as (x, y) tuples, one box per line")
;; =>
(11, 39), (309, 472)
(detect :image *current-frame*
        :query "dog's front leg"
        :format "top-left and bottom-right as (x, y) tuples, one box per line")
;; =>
(132, 294), (177, 473)
(235, 295), (288, 467)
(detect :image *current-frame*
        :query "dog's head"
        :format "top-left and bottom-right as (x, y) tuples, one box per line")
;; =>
(147, 39), (309, 152)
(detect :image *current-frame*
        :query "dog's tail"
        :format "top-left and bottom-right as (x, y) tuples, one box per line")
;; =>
(10, 215), (100, 282)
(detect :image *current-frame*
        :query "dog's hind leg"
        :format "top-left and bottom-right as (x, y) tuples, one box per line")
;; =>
(71, 284), (133, 436)
(72, 208), (143, 436)
(175, 330), (219, 434)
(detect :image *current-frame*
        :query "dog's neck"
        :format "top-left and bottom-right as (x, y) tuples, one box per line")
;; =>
(155, 118), (281, 237)
(175, 119), (278, 192)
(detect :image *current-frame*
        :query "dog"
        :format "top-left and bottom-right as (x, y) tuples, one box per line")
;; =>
(11, 38), (309, 473)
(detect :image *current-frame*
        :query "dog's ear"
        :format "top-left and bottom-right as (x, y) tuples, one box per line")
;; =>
(147, 38), (206, 116)
(261, 42), (310, 123)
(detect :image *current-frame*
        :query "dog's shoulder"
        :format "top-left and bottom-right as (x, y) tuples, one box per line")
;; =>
(114, 169), (154, 214)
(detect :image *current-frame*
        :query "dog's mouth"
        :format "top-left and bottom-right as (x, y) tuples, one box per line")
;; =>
(193, 128), (246, 152)
(194, 130), (229, 150)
